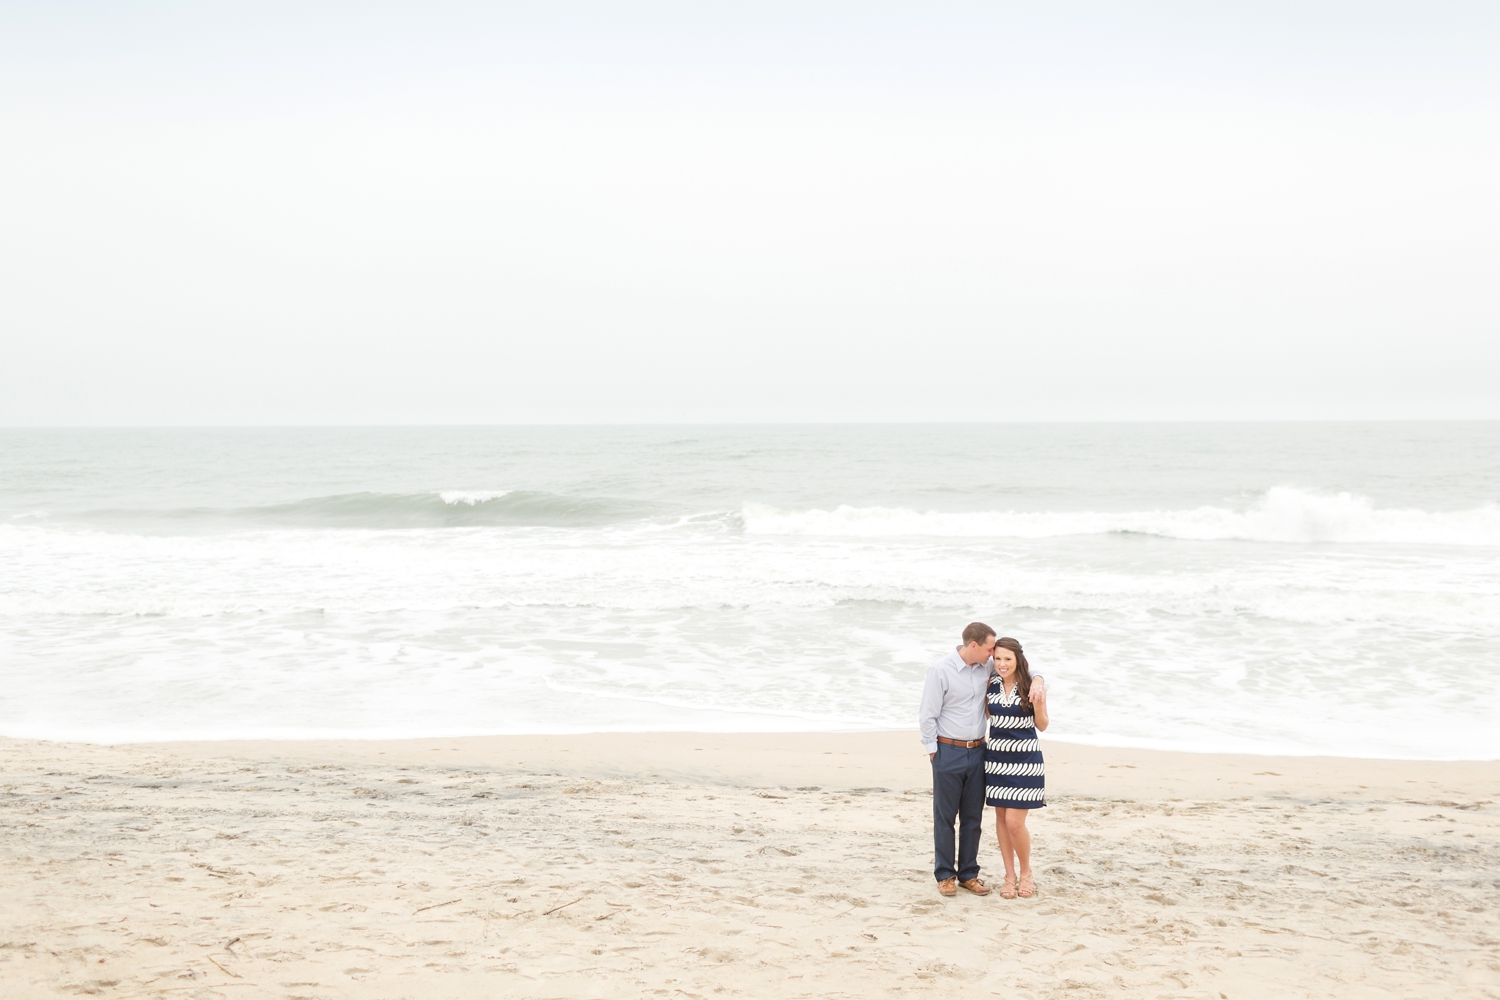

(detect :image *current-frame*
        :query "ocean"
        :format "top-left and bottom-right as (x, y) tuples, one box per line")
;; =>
(1, 423), (1496, 759)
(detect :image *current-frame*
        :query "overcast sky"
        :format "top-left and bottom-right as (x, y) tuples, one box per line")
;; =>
(2, 2), (1496, 424)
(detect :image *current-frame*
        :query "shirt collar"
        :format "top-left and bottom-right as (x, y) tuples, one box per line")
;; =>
(951, 646), (985, 669)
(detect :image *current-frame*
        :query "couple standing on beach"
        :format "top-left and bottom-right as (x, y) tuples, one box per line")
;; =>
(919, 622), (1050, 899)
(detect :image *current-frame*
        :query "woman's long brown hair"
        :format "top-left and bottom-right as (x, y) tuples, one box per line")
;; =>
(993, 636), (1033, 710)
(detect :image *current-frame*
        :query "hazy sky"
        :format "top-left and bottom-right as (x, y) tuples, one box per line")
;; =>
(2, 2), (1497, 424)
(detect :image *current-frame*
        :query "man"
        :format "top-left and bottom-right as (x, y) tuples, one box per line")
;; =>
(919, 621), (1046, 897)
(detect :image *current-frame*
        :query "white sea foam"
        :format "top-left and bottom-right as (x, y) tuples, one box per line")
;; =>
(742, 487), (1500, 546)
(437, 489), (512, 505)
(2, 520), (1497, 630)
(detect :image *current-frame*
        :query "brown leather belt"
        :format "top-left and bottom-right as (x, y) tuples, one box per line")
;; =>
(936, 737), (984, 749)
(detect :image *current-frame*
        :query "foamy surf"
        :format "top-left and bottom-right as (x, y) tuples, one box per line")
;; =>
(438, 489), (513, 505)
(741, 487), (1500, 546)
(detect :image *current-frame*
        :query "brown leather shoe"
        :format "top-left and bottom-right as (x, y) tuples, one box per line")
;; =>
(959, 877), (992, 896)
(937, 877), (957, 896)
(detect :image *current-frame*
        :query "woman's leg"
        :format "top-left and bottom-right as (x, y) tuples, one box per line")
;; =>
(1004, 808), (1032, 879)
(993, 807), (1017, 880)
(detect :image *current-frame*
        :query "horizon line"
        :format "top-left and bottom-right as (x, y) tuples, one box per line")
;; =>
(4, 417), (1500, 430)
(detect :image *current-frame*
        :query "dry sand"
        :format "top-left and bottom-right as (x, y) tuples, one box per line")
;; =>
(1, 732), (1497, 999)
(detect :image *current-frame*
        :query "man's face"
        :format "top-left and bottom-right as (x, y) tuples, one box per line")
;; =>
(962, 636), (996, 665)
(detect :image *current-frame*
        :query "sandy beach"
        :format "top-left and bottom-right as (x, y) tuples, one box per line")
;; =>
(1, 732), (1497, 999)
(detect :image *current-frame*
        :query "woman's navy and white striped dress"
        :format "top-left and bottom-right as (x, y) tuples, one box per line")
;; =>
(984, 677), (1046, 809)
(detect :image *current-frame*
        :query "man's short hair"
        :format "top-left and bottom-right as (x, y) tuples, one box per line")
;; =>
(961, 622), (996, 646)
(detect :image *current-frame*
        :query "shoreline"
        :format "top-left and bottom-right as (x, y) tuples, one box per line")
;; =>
(39, 730), (1500, 800)
(11, 728), (1499, 764)
(3, 731), (1497, 998)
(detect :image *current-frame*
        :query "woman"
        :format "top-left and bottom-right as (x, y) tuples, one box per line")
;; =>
(984, 636), (1049, 899)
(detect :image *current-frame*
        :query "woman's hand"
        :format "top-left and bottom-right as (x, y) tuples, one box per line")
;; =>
(1030, 675), (1049, 731)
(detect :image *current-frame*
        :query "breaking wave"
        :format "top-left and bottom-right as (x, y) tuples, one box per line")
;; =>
(741, 487), (1500, 546)
(77, 490), (655, 530)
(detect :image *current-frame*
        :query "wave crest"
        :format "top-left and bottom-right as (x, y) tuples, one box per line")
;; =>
(438, 490), (513, 505)
(74, 490), (652, 530)
(741, 487), (1500, 545)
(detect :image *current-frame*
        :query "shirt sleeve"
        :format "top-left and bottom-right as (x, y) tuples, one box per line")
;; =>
(918, 664), (945, 754)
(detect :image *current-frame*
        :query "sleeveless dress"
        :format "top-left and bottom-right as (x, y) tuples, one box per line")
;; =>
(984, 676), (1046, 808)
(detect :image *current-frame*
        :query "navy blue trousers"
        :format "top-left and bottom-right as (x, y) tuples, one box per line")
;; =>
(931, 741), (985, 883)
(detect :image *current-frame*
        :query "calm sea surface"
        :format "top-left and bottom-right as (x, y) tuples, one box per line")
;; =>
(2, 424), (1497, 758)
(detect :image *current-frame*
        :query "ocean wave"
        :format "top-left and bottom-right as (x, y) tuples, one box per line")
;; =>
(4, 518), (1495, 628)
(73, 490), (653, 530)
(741, 487), (1500, 545)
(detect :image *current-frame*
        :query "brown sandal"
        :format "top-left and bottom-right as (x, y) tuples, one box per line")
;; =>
(999, 876), (1017, 899)
(1017, 873), (1035, 898)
